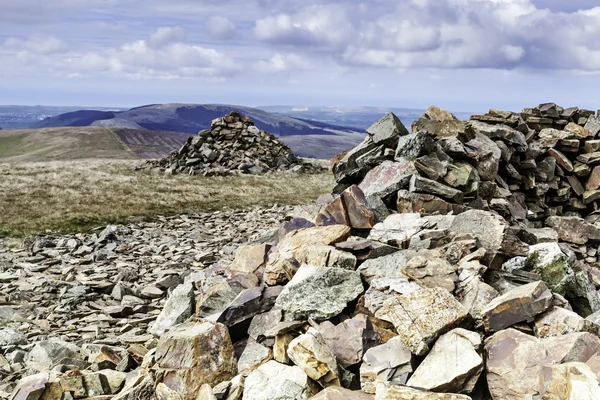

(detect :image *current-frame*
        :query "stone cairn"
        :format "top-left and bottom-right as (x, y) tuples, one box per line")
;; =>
(8, 103), (600, 400)
(146, 111), (319, 176)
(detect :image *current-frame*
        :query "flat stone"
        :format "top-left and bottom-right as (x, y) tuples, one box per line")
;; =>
(455, 261), (499, 321)
(480, 281), (553, 333)
(546, 216), (600, 244)
(409, 175), (463, 203)
(230, 244), (270, 274)
(585, 115), (600, 136)
(549, 148), (574, 171)
(375, 287), (468, 356)
(26, 340), (86, 372)
(535, 306), (600, 338)
(309, 387), (373, 400)
(319, 314), (378, 368)
(358, 160), (416, 199)
(586, 166), (600, 191)
(275, 265), (364, 321)
(468, 121), (527, 152)
(360, 336), (413, 394)
(401, 250), (457, 293)
(357, 250), (416, 284)
(374, 381), (471, 400)
(395, 131), (436, 160)
(464, 133), (501, 181)
(449, 210), (507, 266)
(407, 328), (483, 393)
(238, 342), (273, 377)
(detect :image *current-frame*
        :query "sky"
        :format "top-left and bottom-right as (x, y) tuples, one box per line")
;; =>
(2, 0), (600, 111)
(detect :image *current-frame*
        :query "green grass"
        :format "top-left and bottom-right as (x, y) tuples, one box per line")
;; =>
(0, 160), (334, 237)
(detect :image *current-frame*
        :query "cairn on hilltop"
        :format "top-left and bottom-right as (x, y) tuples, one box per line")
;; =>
(147, 111), (318, 176)
(10, 102), (600, 400)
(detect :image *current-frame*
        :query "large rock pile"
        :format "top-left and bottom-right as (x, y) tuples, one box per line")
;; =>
(146, 112), (318, 176)
(9, 103), (600, 400)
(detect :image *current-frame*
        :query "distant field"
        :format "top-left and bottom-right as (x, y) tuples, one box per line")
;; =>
(0, 127), (192, 162)
(0, 160), (334, 237)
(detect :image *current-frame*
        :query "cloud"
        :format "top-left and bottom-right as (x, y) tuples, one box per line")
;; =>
(252, 0), (600, 71)
(254, 53), (310, 73)
(1, 27), (240, 79)
(205, 16), (237, 40)
(3, 36), (68, 55)
(149, 26), (185, 48)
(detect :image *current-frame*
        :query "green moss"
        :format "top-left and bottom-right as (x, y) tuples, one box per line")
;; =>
(530, 252), (572, 295)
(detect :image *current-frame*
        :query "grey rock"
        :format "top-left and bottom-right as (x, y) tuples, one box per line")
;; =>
(242, 360), (317, 400)
(150, 282), (195, 336)
(360, 336), (413, 394)
(275, 265), (363, 321)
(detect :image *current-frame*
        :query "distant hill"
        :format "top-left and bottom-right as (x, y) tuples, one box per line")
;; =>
(0, 127), (192, 162)
(31, 103), (366, 159)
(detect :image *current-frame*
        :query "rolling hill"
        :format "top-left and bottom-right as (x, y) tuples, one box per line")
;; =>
(0, 127), (192, 162)
(30, 103), (366, 159)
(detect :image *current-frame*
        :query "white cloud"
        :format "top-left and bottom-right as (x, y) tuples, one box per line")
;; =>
(0, 27), (240, 79)
(3, 36), (68, 55)
(149, 26), (185, 48)
(254, 53), (310, 73)
(205, 16), (237, 40)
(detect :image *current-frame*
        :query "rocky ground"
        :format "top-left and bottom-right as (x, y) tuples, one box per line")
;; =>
(7, 103), (600, 400)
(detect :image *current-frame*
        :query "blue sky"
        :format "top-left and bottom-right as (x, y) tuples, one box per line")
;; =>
(2, 0), (600, 111)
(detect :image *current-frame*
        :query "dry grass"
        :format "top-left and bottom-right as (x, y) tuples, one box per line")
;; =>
(0, 160), (334, 237)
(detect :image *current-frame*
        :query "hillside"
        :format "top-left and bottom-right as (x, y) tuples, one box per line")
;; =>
(31, 104), (365, 159)
(0, 127), (192, 162)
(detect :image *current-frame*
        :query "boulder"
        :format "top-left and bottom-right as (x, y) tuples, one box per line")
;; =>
(230, 244), (270, 274)
(539, 363), (600, 399)
(150, 282), (195, 336)
(401, 251), (458, 293)
(264, 225), (351, 286)
(275, 265), (364, 321)
(359, 336), (413, 394)
(288, 328), (341, 388)
(406, 328), (483, 393)
(375, 287), (468, 356)
(449, 210), (507, 266)
(238, 342), (273, 377)
(319, 314), (379, 368)
(480, 281), (553, 332)
(546, 216), (600, 244)
(242, 360), (318, 400)
(358, 160), (416, 199)
(0, 328), (27, 347)
(485, 328), (600, 400)
(357, 250), (416, 284)
(395, 131), (436, 160)
(455, 261), (499, 320)
(367, 112), (409, 145)
(316, 186), (375, 229)
(25, 340), (86, 372)
(535, 306), (600, 338)
(525, 242), (573, 295)
(155, 321), (237, 400)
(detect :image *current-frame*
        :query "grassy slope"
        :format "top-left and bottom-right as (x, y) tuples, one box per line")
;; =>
(0, 127), (137, 162)
(0, 160), (334, 237)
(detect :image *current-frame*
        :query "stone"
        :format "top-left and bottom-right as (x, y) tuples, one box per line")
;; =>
(237, 342), (272, 377)
(309, 387), (374, 400)
(297, 245), (357, 270)
(359, 336), (413, 394)
(367, 112), (409, 145)
(275, 265), (363, 321)
(357, 250), (416, 284)
(546, 216), (600, 244)
(375, 287), (468, 356)
(374, 382), (471, 400)
(565, 122), (594, 138)
(412, 106), (469, 141)
(406, 328), (483, 393)
(288, 328), (340, 388)
(364, 276), (422, 316)
(242, 360), (317, 400)
(468, 121), (528, 152)
(230, 244), (269, 274)
(535, 306), (600, 338)
(316, 186), (376, 229)
(409, 175), (463, 203)
(248, 309), (282, 342)
(9, 372), (52, 400)
(396, 190), (468, 216)
(358, 160), (416, 199)
(318, 315), (377, 368)
(0, 328), (27, 347)
(368, 213), (455, 248)
(150, 282), (195, 336)
(525, 242), (573, 295)
(485, 328), (600, 400)
(480, 281), (553, 332)
(264, 225), (351, 286)
(395, 131), (436, 160)
(455, 261), (499, 320)
(155, 321), (236, 400)
(26, 340), (86, 372)
(586, 166), (600, 191)
(401, 251), (458, 292)
(585, 115), (600, 136)
(449, 210), (507, 266)
(465, 133), (502, 181)
(216, 285), (282, 328)
(540, 362), (600, 399)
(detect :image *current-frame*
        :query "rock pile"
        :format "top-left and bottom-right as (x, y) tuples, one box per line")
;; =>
(146, 111), (320, 176)
(8, 103), (600, 400)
